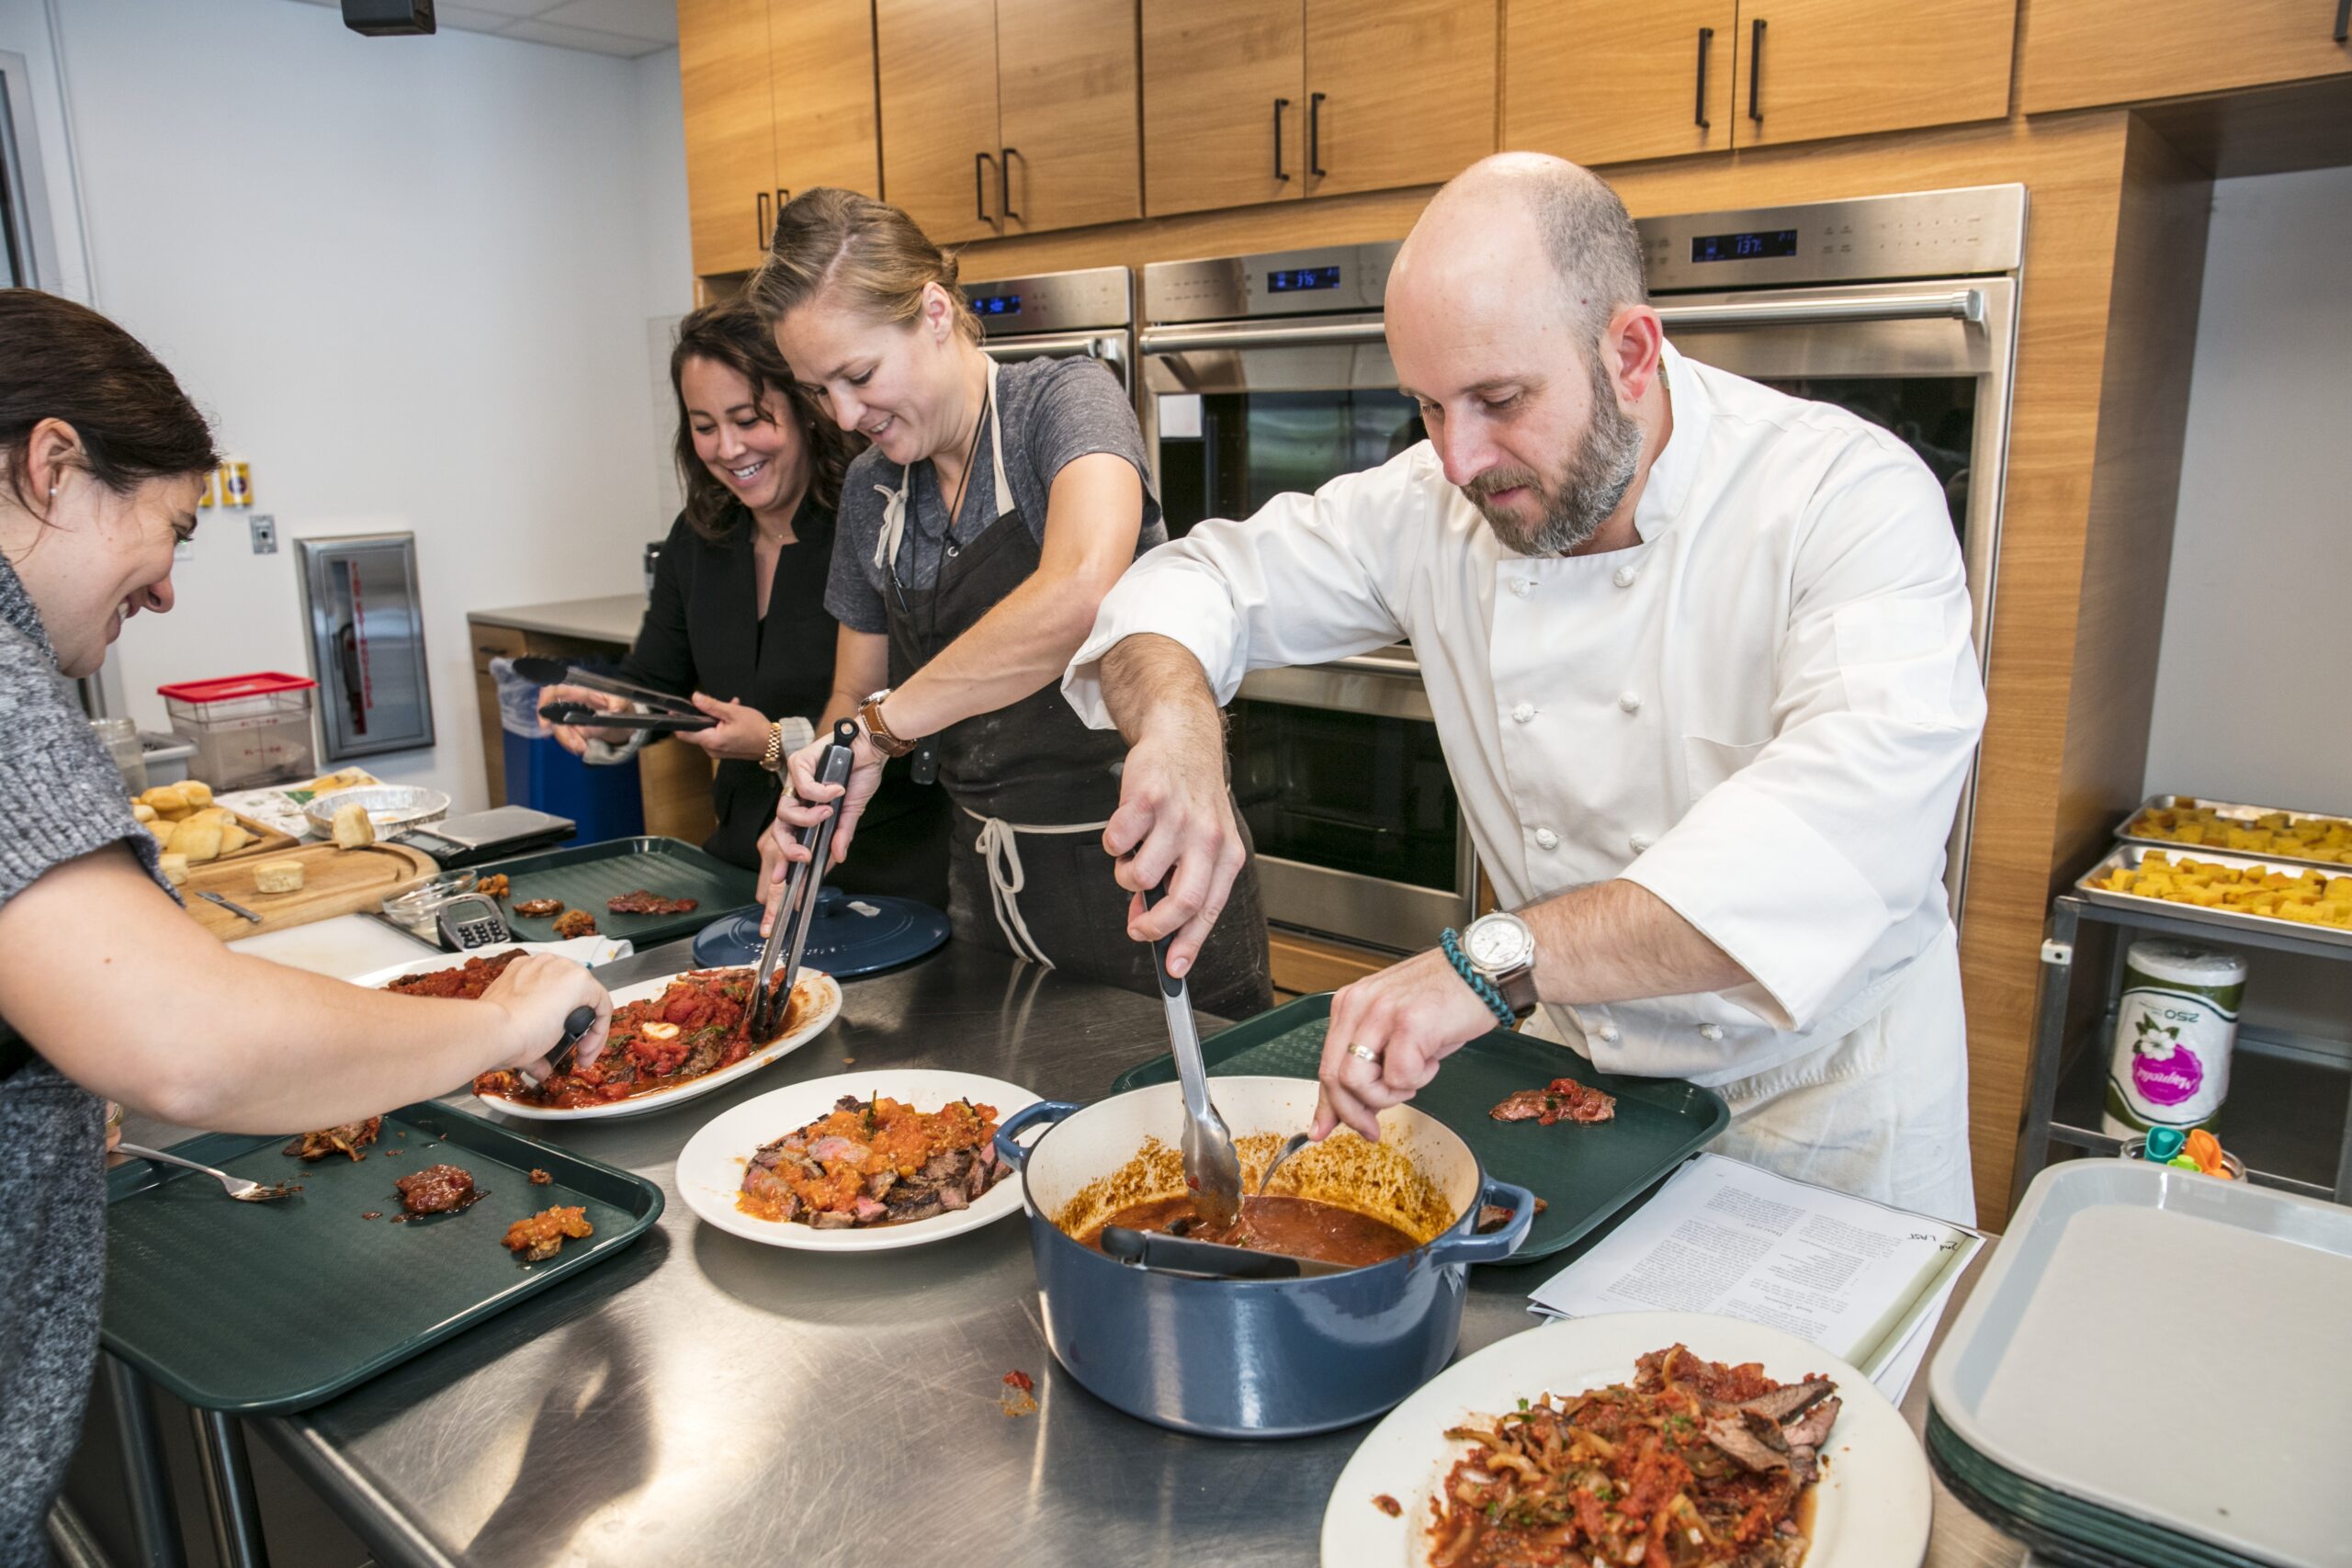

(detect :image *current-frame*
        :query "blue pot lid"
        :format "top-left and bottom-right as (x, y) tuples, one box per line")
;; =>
(690, 885), (949, 978)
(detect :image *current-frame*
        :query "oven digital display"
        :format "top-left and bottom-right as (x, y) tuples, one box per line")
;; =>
(1690, 229), (1800, 263)
(972, 294), (1022, 315)
(1267, 265), (1343, 293)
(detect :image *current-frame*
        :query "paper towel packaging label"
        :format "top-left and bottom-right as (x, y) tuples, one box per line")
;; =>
(2102, 942), (2244, 1136)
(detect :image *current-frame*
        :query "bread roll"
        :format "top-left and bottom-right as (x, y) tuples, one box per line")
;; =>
(179, 781), (214, 808)
(158, 852), (188, 886)
(192, 807), (232, 825)
(217, 821), (254, 853)
(253, 860), (305, 894)
(144, 821), (170, 848)
(332, 802), (376, 849)
(131, 801), (157, 824)
(167, 818), (223, 863)
(141, 784), (192, 819)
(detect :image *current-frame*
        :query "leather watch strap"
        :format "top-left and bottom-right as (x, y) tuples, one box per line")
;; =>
(858, 694), (918, 759)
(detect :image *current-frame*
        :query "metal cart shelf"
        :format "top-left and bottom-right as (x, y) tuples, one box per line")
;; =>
(2014, 891), (2352, 1213)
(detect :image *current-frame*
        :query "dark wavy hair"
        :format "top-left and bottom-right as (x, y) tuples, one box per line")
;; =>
(671, 299), (860, 543)
(0, 288), (218, 514)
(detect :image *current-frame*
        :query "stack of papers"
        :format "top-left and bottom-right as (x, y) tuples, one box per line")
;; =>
(1528, 1154), (1982, 1404)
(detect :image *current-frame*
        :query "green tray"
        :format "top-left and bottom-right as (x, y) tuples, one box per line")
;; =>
(474, 835), (754, 949)
(101, 1101), (662, 1415)
(1926, 1407), (2268, 1568)
(1108, 993), (1727, 1265)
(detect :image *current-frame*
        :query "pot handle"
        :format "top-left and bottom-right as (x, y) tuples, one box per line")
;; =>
(1421, 1177), (1539, 1268)
(993, 1100), (1080, 1173)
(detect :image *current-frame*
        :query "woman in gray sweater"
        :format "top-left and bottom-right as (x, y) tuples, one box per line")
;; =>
(0, 289), (614, 1560)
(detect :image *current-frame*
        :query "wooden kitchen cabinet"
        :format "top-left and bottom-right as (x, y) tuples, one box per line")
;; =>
(1141, 0), (1306, 217)
(876, 0), (1141, 244)
(2021, 0), (2352, 115)
(680, 0), (779, 276)
(1731, 0), (2016, 149)
(1302, 0), (1497, 197)
(768, 0), (881, 203)
(1506, 0), (1737, 167)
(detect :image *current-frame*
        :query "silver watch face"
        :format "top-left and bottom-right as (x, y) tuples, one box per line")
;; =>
(1463, 913), (1532, 972)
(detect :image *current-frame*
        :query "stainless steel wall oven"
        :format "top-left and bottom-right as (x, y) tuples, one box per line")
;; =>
(964, 265), (1135, 387)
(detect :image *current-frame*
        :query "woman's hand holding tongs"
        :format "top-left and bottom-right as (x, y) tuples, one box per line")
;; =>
(757, 725), (885, 935)
(674, 693), (774, 761)
(542, 683), (639, 755)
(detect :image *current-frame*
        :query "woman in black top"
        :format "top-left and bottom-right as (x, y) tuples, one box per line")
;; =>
(547, 301), (946, 898)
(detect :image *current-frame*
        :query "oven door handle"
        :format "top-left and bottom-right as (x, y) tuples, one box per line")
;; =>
(981, 331), (1127, 376)
(1654, 288), (1985, 331)
(1139, 319), (1388, 355)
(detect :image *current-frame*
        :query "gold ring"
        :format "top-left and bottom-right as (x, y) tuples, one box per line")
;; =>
(1347, 1043), (1380, 1064)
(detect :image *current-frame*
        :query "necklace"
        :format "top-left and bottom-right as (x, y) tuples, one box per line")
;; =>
(938, 378), (991, 548)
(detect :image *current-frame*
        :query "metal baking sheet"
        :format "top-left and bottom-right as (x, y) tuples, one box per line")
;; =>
(2076, 842), (2352, 950)
(1928, 1159), (2352, 1567)
(101, 1101), (662, 1415)
(2117, 794), (2352, 873)
(471, 835), (755, 948)
(1109, 993), (1727, 1264)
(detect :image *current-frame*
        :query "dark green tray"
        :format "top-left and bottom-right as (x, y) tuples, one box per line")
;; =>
(1109, 993), (1727, 1265)
(474, 835), (753, 948)
(101, 1101), (662, 1415)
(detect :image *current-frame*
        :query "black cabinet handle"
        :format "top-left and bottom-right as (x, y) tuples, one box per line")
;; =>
(755, 189), (770, 248)
(1309, 90), (1327, 177)
(775, 186), (789, 218)
(2335, 0), (2348, 43)
(975, 151), (995, 223)
(1001, 147), (1020, 220)
(1272, 96), (1290, 181)
(1748, 17), (1765, 124)
(1696, 27), (1713, 129)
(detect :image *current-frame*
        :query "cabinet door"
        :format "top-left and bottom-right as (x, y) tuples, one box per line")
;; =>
(997, 0), (1142, 234)
(875, 0), (1003, 244)
(680, 0), (778, 277)
(769, 0), (881, 201)
(1732, 0), (2015, 149)
(2022, 0), (2352, 113)
(1506, 0), (1737, 166)
(1303, 0), (1497, 197)
(1141, 0), (1306, 218)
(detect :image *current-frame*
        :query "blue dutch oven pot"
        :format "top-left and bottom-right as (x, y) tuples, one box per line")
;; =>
(994, 1075), (1535, 1438)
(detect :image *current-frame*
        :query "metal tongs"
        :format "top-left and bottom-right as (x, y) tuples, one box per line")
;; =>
(1099, 1225), (1349, 1280)
(746, 717), (857, 1043)
(1142, 883), (1244, 1233)
(513, 654), (716, 734)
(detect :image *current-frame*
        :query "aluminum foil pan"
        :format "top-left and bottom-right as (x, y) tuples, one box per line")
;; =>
(305, 784), (452, 836)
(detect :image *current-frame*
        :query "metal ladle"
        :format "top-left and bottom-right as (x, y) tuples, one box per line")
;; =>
(1142, 884), (1241, 1233)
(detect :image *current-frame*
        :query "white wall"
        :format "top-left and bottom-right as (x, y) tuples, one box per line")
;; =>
(1, 0), (692, 807)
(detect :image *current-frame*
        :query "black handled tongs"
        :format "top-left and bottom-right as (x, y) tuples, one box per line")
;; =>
(513, 654), (716, 733)
(746, 716), (857, 1043)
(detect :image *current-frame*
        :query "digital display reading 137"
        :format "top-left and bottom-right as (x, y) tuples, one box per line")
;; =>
(1267, 265), (1343, 293)
(1690, 229), (1800, 263)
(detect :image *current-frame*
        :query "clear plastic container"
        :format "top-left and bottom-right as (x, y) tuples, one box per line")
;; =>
(156, 672), (319, 790)
(92, 716), (147, 795)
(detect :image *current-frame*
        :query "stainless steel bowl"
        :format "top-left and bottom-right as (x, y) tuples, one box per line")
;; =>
(305, 784), (451, 836)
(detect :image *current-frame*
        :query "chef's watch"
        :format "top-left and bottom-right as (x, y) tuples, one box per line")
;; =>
(856, 689), (918, 759)
(1459, 911), (1540, 1021)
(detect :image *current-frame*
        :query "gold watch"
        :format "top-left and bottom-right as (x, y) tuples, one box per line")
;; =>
(857, 689), (917, 759)
(758, 721), (786, 773)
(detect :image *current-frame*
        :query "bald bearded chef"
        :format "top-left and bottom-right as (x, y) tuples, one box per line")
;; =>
(1067, 153), (1986, 1225)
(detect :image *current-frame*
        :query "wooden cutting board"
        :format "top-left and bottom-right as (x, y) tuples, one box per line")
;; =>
(183, 842), (437, 940)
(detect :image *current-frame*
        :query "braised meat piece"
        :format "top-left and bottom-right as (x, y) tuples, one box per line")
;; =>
(528, 1168), (553, 1185)
(1490, 1076), (1618, 1125)
(738, 1095), (1005, 1228)
(394, 1163), (480, 1215)
(514, 897), (563, 918)
(383, 951), (521, 1000)
(475, 874), (510, 897)
(1475, 1196), (1549, 1233)
(283, 1117), (382, 1162)
(605, 889), (698, 916)
(503, 1205), (592, 1261)
(552, 908), (597, 939)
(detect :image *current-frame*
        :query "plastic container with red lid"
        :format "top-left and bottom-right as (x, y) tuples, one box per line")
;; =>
(158, 672), (319, 789)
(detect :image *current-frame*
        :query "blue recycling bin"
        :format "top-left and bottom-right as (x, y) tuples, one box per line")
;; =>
(492, 658), (643, 841)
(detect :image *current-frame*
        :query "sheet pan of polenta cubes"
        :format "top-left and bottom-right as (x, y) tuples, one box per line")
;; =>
(2080, 844), (2352, 947)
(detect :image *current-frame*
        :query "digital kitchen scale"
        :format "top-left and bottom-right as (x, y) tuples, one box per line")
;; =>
(390, 806), (575, 869)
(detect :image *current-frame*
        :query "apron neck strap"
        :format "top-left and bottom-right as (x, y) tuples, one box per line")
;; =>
(871, 354), (1011, 576)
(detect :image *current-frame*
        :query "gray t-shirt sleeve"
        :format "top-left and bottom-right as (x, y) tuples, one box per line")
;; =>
(1019, 357), (1163, 541)
(823, 455), (893, 635)
(0, 629), (169, 910)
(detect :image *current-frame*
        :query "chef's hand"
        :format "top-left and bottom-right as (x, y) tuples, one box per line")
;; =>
(757, 727), (886, 936)
(540, 684), (632, 755)
(480, 953), (612, 1078)
(1313, 949), (1495, 1142)
(1103, 705), (1243, 980)
(676, 693), (771, 761)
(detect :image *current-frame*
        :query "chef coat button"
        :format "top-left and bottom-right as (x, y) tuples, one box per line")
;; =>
(1613, 565), (1638, 590)
(1533, 827), (1560, 850)
(1511, 702), (1535, 724)
(1628, 832), (1654, 854)
(1510, 577), (1534, 598)
(1618, 691), (1643, 714)
(1597, 1023), (1621, 1043)
(1699, 1023), (1724, 1041)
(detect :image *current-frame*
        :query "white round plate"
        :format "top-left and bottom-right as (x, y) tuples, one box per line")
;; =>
(675, 1069), (1040, 1253)
(1320, 1310), (1929, 1568)
(470, 969), (842, 1123)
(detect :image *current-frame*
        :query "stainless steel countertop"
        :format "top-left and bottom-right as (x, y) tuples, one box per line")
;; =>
(247, 940), (2026, 1568)
(467, 594), (648, 646)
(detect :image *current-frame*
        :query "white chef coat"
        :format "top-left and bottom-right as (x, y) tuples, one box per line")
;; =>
(1065, 341), (1986, 1222)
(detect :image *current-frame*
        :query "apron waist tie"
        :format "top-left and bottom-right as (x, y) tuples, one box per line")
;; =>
(963, 807), (1112, 969)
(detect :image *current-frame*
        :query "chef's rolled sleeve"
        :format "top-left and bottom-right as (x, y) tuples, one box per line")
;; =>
(1620, 450), (1984, 1032)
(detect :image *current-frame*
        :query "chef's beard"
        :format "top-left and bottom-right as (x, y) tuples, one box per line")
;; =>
(1463, 356), (1645, 556)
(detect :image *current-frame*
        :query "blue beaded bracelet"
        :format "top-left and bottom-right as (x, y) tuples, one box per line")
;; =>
(1440, 928), (1519, 1029)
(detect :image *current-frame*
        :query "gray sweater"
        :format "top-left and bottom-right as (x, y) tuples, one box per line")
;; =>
(0, 554), (171, 1562)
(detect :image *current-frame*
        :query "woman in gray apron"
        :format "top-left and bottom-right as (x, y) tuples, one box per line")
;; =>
(750, 188), (1271, 1019)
